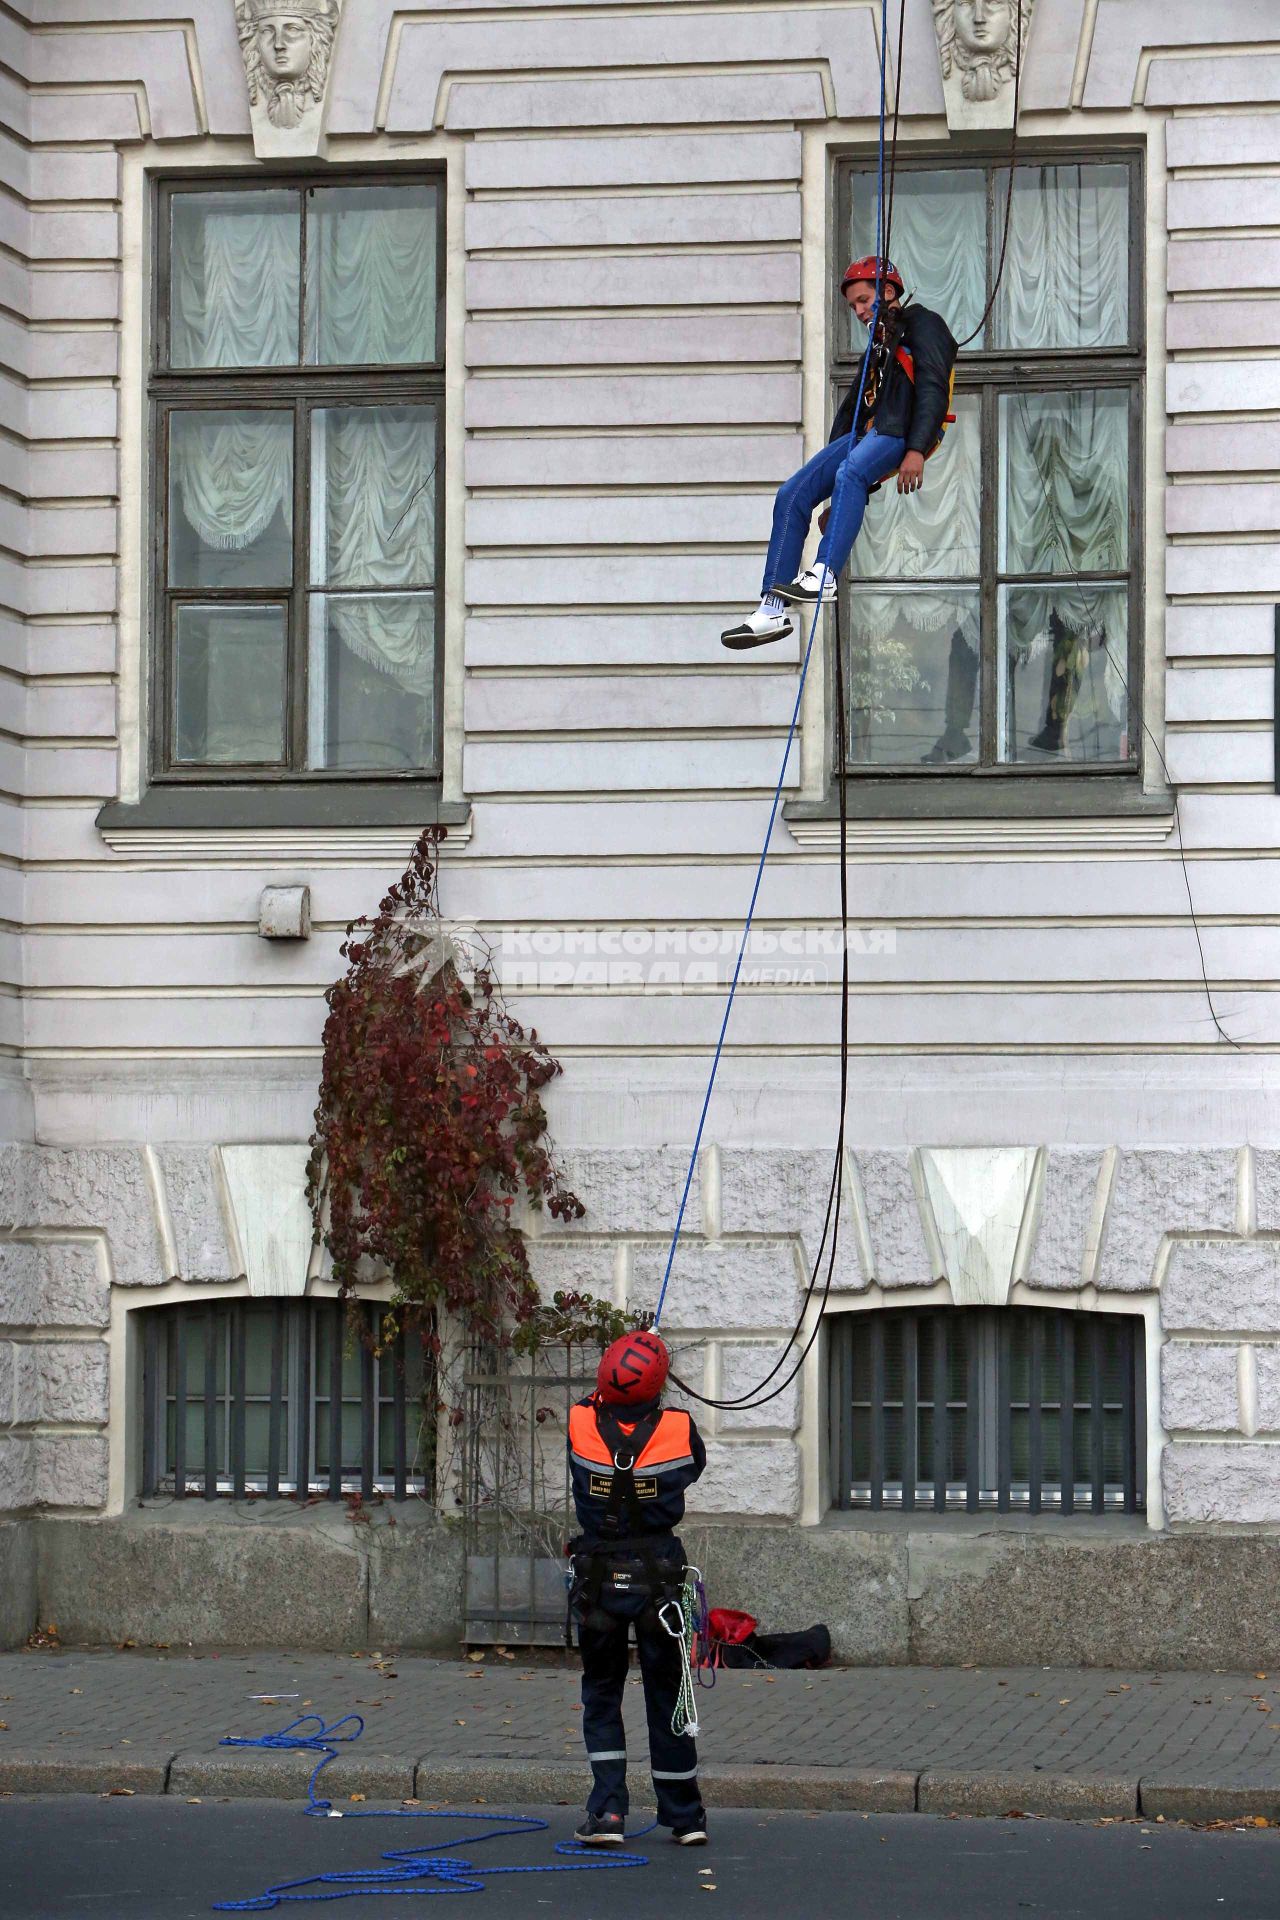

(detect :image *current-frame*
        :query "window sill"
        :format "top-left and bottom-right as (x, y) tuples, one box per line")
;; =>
(785, 777), (1174, 853)
(96, 783), (471, 858)
(822, 1508), (1151, 1537)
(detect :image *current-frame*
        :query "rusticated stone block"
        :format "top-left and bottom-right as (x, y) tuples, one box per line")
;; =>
(0, 1434), (35, 1510)
(0, 1520), (36, 1645)
(662, 1339), (708, 1416)
(687, 1439), (800, 1518)
(629, 1240), (800, 1331)
(905, 1528), (1280, 1668)
(0, 1341), (37, 1424)
(1099, 1150), (1237, 1291)
(35, 1434), (108, 1508)
(0, 1145), (37, 1228)
(34, 1149), (166, 1289)
(1162, 1240), (1280, 1332)
(155, 1146), (234, 1281)
(854, 1150), (935, 1286)
(558, 1148), (701, 1234)
(37, 1509), (368, 1646)
(36, 1342), (108, 1425)
(1253, 1150), (1280, 1230)
(679, 1521), (908, 1664)
(525, 1238), (618, 1304)
(366, 1512), (466, 1650)
(717, 1342), (800, 1433)
(1160, 1341), (1239, 1432)
(1250, 1346), (1280, 1432)
(719, 1147), (831, 1248)
(1025, 1149), (1105, 1289)
(1162, 1441), (1280, 1523)
(0, 1240), (109, 1328)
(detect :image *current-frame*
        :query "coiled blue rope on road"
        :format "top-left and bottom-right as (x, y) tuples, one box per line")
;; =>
(212, 1713), (653, 1910)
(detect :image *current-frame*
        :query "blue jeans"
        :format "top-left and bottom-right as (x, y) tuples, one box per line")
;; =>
(760, 429), (906, 596)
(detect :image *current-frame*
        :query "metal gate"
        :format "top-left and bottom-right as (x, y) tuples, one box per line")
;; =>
(460, 1341), (596, 1645)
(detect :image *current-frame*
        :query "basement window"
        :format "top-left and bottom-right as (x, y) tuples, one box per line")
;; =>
(827, 1305), (1145, 1514)
(139, 1298), (435, 1501)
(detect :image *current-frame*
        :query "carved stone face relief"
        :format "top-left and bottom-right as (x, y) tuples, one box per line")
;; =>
(235, 0), (340, 132)
(932, 0), (1031, 128)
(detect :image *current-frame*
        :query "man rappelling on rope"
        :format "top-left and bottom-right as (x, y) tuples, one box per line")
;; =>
(566, 1329), (709, 1849)
(721, 256), (959, 650)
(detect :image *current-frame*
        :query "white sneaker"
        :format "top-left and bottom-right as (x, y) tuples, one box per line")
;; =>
(775, 567), (838, 606)
(720, 606), (794, 650)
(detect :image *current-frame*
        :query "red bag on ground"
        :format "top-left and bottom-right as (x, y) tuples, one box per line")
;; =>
(708, 1607), (757, 1645)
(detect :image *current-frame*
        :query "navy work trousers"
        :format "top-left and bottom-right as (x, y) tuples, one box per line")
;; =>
(579, 1609), (703, 1831)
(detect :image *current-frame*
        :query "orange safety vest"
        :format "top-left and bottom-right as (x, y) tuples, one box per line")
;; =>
(568, 1402), (696, 1483)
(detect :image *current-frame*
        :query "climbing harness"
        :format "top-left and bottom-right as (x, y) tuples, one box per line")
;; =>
(659, 1565), (712, 1738)
(212, 1711), (654, 1910)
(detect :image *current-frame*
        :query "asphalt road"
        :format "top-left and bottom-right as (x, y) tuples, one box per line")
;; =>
(1, 1797), (1278, 1918)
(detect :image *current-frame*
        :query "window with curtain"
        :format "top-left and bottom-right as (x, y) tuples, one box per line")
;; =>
(152, 175), (444, 779)
(833, 155), (1142, 779)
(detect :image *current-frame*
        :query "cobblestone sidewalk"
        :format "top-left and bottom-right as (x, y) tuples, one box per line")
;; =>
(3, 1648), (1280, 1821)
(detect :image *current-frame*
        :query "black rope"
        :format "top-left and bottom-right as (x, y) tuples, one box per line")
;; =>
(668, 596), (854, 1413)
(955, 0), (1025, 350)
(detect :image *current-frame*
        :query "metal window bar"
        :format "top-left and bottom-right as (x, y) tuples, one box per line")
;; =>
(836, 1307), (1142, 1514)
(142, 1300), (432, 1499)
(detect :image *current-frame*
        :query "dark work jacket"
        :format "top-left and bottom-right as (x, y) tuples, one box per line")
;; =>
(829, 301), (959, 456)
(568, 1397), (706, 1542)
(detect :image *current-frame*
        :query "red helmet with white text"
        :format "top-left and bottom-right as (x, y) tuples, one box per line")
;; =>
(596, 1329), (670, 1406)
(840, 255), (904, 298)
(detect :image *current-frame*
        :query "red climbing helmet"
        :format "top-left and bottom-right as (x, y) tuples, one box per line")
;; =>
(841, 254), (904, 298)
(596, 1329), (670, 1406)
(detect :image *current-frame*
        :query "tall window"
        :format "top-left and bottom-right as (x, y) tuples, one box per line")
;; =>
(833, 156), (1142, 776)
(151, 176), (444, 779)
(827, 1306), (1145, 1513)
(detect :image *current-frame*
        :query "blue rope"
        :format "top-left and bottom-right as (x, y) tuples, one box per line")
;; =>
(653, 0), (891, 1332)
(213, 1714), (654, 1910)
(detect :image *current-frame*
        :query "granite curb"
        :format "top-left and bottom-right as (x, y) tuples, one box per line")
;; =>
(7, 1746), (1280, 1825)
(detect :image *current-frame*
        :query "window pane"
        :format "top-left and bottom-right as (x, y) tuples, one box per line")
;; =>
(1000, 389), (1128, 577)
(850, 168), (986, 349)
(307, 594), (435, 771)
(999, 583), (1129, 765)
(311, 405), (436, 590)
(847, 588), (980, 766)
(169, 410), (293, 589)
(170, 190), (299, 368)
(173, 605), (287, 765)
(244, 1314), (276, 1398)
(993, 163), (1130, 350)
(306, 184), (439, 366)
(854, 392), (980, 580)
(244, 1404), (273, 1476)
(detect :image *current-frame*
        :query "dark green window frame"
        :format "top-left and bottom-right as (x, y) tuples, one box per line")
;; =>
(827, 148), (1147, 798)
(827, 1305), (1146, 1515)
(147, 168), (447, 791)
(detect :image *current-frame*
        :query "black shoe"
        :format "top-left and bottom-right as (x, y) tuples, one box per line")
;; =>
(673, 1823), (709, 1846)
(574, 1812), (625, 1846)
(720, 615), (793, 650)
(773, 568), (838, 607)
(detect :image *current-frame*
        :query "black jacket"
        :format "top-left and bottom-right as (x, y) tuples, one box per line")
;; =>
(829, 301), (958, 456)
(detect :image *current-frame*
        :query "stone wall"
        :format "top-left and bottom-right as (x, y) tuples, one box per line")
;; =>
(5, 1139), (1280, 1531)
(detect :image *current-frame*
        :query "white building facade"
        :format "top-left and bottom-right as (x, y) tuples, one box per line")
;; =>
(2, 0), (1280, 1660)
